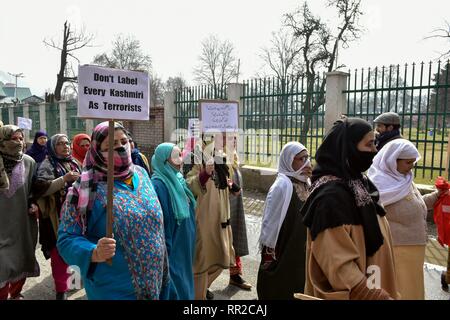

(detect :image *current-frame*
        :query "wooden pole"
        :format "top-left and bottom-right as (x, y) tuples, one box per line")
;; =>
(106, 120), (115, 265)
(293, 293), (323, 300)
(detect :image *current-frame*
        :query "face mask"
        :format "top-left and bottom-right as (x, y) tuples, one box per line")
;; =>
(170, 147), (183, 166)
(4, 140), (23, 156)
(101, 143), (132, 171)
(349, 150), (377, 173)
(293, 159), (311, 183)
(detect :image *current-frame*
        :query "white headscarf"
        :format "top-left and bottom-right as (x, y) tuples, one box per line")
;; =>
(278, 142), (311, 184)
(259, 142), (310, 250)
(367, 139), (421, 206)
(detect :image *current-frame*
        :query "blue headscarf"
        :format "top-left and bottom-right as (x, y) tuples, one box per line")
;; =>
(151, 143), (196, 222)
(26, 130), (48, 163)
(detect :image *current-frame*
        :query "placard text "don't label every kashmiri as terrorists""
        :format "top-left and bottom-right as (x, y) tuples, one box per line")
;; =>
(84, 73), (143, 112)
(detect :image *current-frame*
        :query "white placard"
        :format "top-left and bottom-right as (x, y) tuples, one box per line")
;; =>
(78, 65), (150, 120)
(17, 117), (32, 130)
(200, 100), (238, 133)
(188, 118), (201, 138)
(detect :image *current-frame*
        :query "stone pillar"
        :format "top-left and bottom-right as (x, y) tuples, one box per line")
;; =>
(8, 106), (14, 126)
(226, 83), (245, 162)
(23, 104), (30, 142)
(39, 102), (47, 132)
(85, 119), (94, 135)
(59, 101), (67, 135)
(164, 91), (176, 143)
(324, 71), (349, 134)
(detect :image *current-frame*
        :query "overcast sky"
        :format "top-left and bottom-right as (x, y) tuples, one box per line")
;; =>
(1, 0), (449, 96)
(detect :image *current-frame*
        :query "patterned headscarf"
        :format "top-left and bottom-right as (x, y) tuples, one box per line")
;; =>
(65, 121), (134, 234)
(0, 125), (24, 191)
(36, 134), (80, 181)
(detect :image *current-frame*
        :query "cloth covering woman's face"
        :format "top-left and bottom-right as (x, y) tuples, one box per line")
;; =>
(291, 150), (310, 172)
(37, 135), (48, 146)
(100, 129), (129, 152)
(9, 131), (24, 153)
(79, 138), (90, 151)
(168, 146), (183, 170)
(357, 131), (377, 153)
(55, 136), (71, 157)
(396, 158), (416, 175)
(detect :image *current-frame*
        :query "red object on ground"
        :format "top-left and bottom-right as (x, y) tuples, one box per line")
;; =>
(434, 176), (450, 246)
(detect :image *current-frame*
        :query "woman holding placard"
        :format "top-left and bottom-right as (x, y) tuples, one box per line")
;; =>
(57, 122), (167, 300)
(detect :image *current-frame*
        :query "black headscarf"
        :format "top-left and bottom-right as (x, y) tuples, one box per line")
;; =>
(312, 117), (377, 182)
(302, 117), (385, 257)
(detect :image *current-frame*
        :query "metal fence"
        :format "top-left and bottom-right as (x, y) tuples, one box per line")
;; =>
(28, 104), (41, 138)
(13, 105), (23, 126)
(345, 61), (450, 183)
(241, 75), (325, 167)
(174, 84), (227, 148)
(173, 77), (326, 168)
(66, 99), (86, 139)
(1, 107), (9, 124)
(45, 102), (60, 137)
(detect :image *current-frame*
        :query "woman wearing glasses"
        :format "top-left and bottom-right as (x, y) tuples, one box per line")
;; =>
(32, 134), (81, 300)
(257, 142), (312, 299)
(57, 122), (167, 300)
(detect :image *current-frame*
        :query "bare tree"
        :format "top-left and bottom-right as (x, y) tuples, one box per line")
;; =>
(260, 28), (303, 81)
(93, 35), (165, 107)
(44, 21), (94, 101)
(165, 76), (187, 92)
(193, 35), (240, 97)
(424, 21), (450, 59)
(150, 74), (165, 107)
(93, 34), (151, 71)
(284, 0), (363, 143)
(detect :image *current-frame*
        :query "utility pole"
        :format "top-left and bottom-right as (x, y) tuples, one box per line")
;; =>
(8, 72), (25, 104)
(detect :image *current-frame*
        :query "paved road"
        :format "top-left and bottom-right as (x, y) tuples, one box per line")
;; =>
(21, 191), (450, 300)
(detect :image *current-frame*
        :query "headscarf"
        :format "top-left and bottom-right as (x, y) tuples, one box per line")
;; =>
(26, 130), (48, 163)
(129, 140), (150, 175)
(36, 134), (80, 181)
(259, 141), (309, 250)
(0, 125), (24, 191)
(71, 133), (91, 165)
(151, 143), (196, 223)
(278, 142), (311, 184)
(312, 118), (377, 182)
(368, 139), (420, 206)
(65, 121), (134, 234)
(302, 117), (385, 257)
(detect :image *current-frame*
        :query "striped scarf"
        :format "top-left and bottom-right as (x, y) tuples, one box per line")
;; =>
(65, 121), (134, 234)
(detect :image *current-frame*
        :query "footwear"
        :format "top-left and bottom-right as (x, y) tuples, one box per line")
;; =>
(441, 271), (449, 292)
(229, 274), (252, 290)
(8, 294), (24, 300)
(56, 292), (67, 300)
(206, 289), (214, 300)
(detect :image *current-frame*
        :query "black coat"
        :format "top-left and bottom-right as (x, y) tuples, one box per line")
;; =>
(257, 187), (307, 300)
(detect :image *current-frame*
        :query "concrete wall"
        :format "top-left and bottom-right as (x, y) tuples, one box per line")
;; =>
(241, 165), (437, 197)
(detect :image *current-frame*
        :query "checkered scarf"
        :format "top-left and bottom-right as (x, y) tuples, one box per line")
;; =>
(65, 121), (134, 234)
